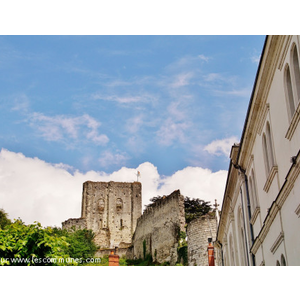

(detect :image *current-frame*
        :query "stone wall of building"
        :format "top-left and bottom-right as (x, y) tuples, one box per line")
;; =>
(62, 181), (142, 253)
(132, 190), (185, 265)
(61, 217), (86, 230)
(186, 213), (218, 266)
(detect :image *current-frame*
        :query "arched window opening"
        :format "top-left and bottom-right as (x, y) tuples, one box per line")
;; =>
(292, 45), (300, 103)
(116, 198), (123, 212)
(266, 122), (275, 169)
(281, 254), (286, 266)
(229, 234), (235, 266)
(262, 133), (270, 175)
(251, 169), (259, 208)
(285, 65), (296, 120)
(249, 176), (255, 213)
(276, 260), (280, 266)
(240, 228), (247, 266)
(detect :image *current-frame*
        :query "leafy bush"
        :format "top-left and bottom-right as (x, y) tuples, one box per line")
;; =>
(52, 227), (98, 262)
(0, 219), (70, 266)
(0, 209), (11, 229)
(0, 210), (98, 266)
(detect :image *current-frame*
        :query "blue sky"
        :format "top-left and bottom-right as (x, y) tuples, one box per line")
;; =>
(0, 35), (265, 176)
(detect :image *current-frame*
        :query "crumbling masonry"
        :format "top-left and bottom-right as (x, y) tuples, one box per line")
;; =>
(62, 181), (142, 256)
(62, 181), (218, 265)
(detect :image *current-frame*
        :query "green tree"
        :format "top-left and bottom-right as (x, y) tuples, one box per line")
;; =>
(184, 197), (211, 224)
(0, 209), (11, 229)
(52, 227), (98, 262)
(0, 219), (70, 266)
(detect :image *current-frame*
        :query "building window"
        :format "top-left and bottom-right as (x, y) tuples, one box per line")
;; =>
(116, 198), (123, 212)
(238, 208), (247, 266)
(229, 234), (235, 266)
(263, 122), (275, 177)
(266, 122), (275, 168)
(276, 260), (280, 266)
(249, 176), (255, 213)
(281, 254), (287, 266)
(251, 169), (259, 208)
(292, 44), (300, 104)
(285, 65), (296, 120)
(284, 44), (300, 140)
(262, 133), (270, 174)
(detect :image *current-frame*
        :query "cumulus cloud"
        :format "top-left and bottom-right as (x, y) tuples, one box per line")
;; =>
(204, 136), (239, 157)
(0, 149), (227, 227)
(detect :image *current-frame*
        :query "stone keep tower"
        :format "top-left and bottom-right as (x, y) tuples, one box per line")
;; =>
(62, 181), (142, 250)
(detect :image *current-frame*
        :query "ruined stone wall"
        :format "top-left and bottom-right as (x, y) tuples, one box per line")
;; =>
(62, 181), (142, 251)
(61, 217), (87, 230)
(186, 213), (218, 266)
(132, 190), (185, 265)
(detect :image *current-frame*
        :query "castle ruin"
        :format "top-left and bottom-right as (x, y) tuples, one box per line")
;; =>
(62, 181), (142, 255)
(132, 190), (186, 265)
(62, 180), (219, 265)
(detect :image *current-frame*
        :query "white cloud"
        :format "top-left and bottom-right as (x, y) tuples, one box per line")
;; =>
(125, 114), (145, 134)
(98, 150), (129, 168)
(204, 136), (239, 157)
(251, 55), (261, 64)
(91, 93), (142, 104)
(0, 149), (227, 227)
(213, 87), (252, 98)
(158, 166), (227, 206)
(30, 113), (109, 145)
(204, 73), (223, 82)
(156, 118), (190, 146)
(166, 54), (209, 72)
(171, 72), (193, 88)
(198, 54), (210, 62)
(11, 94), (30, 113)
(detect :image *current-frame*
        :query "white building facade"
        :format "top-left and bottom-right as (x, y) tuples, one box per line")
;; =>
(216, 35), (300, 266)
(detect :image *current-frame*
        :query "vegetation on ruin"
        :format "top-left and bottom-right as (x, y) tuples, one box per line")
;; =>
(184, 197), (212, 224)
(177, 231), (188, 266)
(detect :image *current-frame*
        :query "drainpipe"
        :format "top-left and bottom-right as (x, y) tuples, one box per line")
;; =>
(233, 164), (256, 266)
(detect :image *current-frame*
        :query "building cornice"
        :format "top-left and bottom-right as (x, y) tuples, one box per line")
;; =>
(238, 36), (286, 170)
